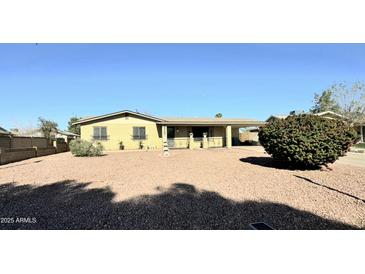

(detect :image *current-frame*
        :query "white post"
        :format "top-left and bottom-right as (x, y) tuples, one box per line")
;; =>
(162, 125), (169, 153)
(203, 132), (208, 149)
(189, 132), (194, 149)
(226, 125), (232, 148)
(162, 126), (167, 143)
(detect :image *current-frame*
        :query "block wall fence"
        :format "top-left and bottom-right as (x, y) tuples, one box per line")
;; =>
(0, 135), (68, 165)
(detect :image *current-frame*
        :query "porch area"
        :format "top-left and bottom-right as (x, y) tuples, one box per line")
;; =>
(161, 125), (252, 149)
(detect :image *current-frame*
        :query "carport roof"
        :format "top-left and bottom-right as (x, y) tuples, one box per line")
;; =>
(158, 117), (266, 126)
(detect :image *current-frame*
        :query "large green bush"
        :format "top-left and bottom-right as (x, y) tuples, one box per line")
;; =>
(69, 139), (104, 157)
(259, 114), (357, 168)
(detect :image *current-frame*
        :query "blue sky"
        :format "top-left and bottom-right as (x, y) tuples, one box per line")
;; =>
(1, 44), (364, 130)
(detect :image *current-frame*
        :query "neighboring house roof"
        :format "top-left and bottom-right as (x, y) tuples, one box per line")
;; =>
(73, 110), (265, 127)
(315, 111), (344, 119)
(57, 130), (80, 137)
(266, 111), (344, 122)
(0, 126), (11, 135)
(266, 115), (288, 122)
(73, 110), (165, 125)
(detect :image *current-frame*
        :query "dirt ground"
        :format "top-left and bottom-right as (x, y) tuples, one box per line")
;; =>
(0, 148), (364, 230)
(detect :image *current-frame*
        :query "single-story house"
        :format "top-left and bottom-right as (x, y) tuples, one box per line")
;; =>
(0, 127), (11, 136)
(73, 110), (265, 150)
(266, 111), (365, 142)
(55, 130), (80, 143)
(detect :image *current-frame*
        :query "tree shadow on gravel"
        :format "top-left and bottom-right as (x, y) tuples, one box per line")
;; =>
(0, 181), (358, 230)
(240, 157), (320, 170)
(295, 175), (365, 203)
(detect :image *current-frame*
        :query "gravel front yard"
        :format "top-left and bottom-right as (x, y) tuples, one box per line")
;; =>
(0, 148), (364, 229)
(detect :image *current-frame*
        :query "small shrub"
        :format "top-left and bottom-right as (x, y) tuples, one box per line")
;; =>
(259, 114), (357, 168)
(69, 139), (104, 157)
(93, 142), (104, 156)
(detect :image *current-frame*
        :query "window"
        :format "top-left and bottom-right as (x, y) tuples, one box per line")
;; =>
(93, 127), (108, 140)
(133, 127), (146, 140)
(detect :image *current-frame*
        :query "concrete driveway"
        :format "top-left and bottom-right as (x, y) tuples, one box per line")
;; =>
(237, 146), (365, 168)
(337, 152), (365, 168)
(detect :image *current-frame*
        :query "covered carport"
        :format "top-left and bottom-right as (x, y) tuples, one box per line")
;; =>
(158, 118), (265, 149)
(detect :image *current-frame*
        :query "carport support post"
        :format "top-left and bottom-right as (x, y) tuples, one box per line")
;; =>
(226, 125), (232, 148)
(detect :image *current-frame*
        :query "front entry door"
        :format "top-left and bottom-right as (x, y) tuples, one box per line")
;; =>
(167, 127), (175, 148)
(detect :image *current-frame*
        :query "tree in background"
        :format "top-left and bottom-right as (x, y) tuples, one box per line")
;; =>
(68, 116), (81, 135)
(38, 117), (58, 140)
(332, 82), (365, 124)
(310, 82), (365, 124)
(215, 113), (223, 118)
(310, 88), (341, 114)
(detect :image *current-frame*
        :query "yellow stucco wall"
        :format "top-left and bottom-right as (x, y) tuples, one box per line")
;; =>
(210, 127), (225, 147)
(168, 126), (189, 148)
(170, 138), (190, 149)
(80, 114), (163, 151)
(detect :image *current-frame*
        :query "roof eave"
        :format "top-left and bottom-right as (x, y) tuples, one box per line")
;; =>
(72, 110), (165, 125)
